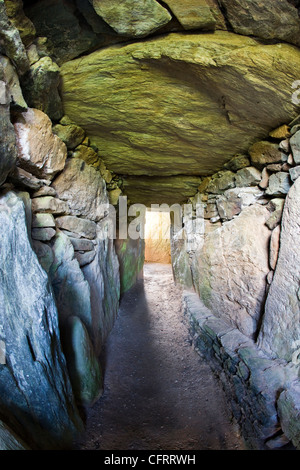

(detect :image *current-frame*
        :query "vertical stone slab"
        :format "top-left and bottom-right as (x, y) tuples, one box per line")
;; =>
(257, 178), (300, 361)
(0, 191), (82, 449)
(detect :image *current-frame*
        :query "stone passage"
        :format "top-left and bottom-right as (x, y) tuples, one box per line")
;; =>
(76, 264), (245, 450)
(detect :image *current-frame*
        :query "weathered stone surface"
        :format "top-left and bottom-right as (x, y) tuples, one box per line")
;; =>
(62, 316), (103, 406)
(50, 227), (119, 359)
(265, 198), (285, 230)
(163, 0), (218, 30)
(22, 57), (63, 121)
(266, 172), (292, 196)
(75, 0), (117, 35)
(7, 167), (44, 191)
(14, 108), (67, 180)
(269, 225), (281, 270)
(31, 227), (56, 241)
(52, 123), (85, 150)
(259, 167), (270, 190)
(235, 167), (261, 187)
(258, 178), (300, 361)
(24, 0), (101, 64)
(0, 191), (82, 449)
(61, 32), (300, 203)
(108, 187), (122, 206)
(269, 124), (291, 140)
(74, 250), (96, 267)
(32, 239), (54, 273)
(191, 204), (271, 338)
(71, 145), (100, 168)
(31, 196), (69, 215)
(278, 381), (300, 449)
(0, 420), (30, 450)
(290, 130), (300, 164)
(219, 0), (300, 47)
(69, 237), (94, 252)
(184, 290), (299, 449)
(223, 155), (250, 172)
(49, 231), (93, 331)
(3, 0), (36, 46)
(171, 229), (194, 289)
(279, 138), (291, 154)
(249, 141), (283, 169)
(123, 175), (201, 205)
(51, 158), (107, 222)
(90, 0), (172, 38)
(32, 186), (57, 198)
(115, 237), (145, 294)
(81, 219), (120, 352)
(55, 215), (97, 239)
(207, 171), (236, 194)
(290, 165), (300, 182)
(0, 0), (30, 76)
(0, 75), (17, 185)
(216, 197), (239, 221)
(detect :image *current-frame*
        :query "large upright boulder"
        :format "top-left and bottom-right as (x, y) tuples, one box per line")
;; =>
(219, 0), (300, 47)
(51, 156), (108, 222)
(0, 191), (82, 449)
(190, 204), (271, 338)
(257, 177), (300, 361)
(61, 31), (300, 205)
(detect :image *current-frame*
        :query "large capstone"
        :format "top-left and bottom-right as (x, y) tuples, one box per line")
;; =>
(60, 32), (300, 205)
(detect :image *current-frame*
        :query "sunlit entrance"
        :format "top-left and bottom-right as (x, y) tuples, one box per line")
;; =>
(144, 209), (171, 264)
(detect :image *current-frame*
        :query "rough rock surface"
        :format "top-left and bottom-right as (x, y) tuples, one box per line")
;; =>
(0, 69), (17, 185)
(163, 0), (222, 30)
(3, 0), (36, 46)
(51, 157), (108, 222)
(0, 0), (30, 76)
(90, 0), (172, 38)
(219, 0), (300, 47)
(14, 108), (67, 180)
(190, 204), (271, 338)
(49, 231), (93, 335)
(278, 380), (300, 449)
(61, 31), (300, 204)
(62, 315), (103, 407)
(0, 419), (30, 450)
(22, 57), (63, 121)
(24, 0), (103, 65)
(184, 291), (299, 450)
(257, 177), (300, 361)
(115, 237), (145, 294)
(0, 191), (82, 449)
(81, 225), (120, 353)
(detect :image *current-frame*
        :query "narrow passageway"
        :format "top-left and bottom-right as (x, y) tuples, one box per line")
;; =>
(76, 263), (245, 451)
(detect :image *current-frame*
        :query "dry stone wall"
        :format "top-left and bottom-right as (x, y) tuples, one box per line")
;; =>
(173, 121), (300, 449)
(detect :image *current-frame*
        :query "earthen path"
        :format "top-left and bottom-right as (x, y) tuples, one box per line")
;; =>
(76, 263), (245, 450)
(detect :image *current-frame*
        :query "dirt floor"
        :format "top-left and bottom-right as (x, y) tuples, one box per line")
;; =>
(76, 263), (246, 451)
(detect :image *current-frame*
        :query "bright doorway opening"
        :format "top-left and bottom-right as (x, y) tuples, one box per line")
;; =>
(144, 209), (171, 264)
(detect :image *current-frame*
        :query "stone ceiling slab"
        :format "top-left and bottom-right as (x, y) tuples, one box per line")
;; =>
(60, 31), (300, 203)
